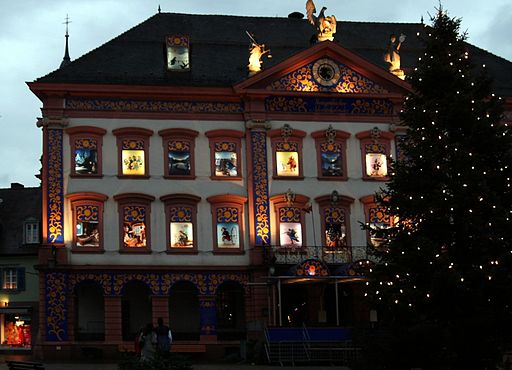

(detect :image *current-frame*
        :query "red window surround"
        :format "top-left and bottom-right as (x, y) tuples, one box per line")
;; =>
(66, 192), (108, 253)
(312, 128), (350, 181)
(112, 127), (154, 179)
(360, 194), (395, 248)
(205, 129), (244, 181)
(158, 128), (199, 180)
(160, 194), (201, 254)
(268, 126), (306, 180)
(207, 194), (247, 254)
(66, 126), (107, 178)
(270, 193), (310, 247)
(356, 128), (394, 181)
(314, 193), (354, 248)
(114, 193), (155, 253)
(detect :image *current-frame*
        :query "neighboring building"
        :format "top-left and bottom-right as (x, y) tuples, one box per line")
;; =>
(0, 183), (41, 352)
(28, 8), (512, 361)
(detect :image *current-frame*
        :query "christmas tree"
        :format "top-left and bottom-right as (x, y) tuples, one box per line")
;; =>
(365, 7), (512, 369)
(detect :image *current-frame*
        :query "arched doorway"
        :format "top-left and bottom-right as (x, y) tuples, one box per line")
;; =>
(75, 280), (105, 341)
(169, 281), (200, 340)
(121, 280), (152, 341)
(216, 281), (245, 340)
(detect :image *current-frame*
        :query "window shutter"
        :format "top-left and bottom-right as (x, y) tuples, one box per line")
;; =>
(17, 268), (26, 291)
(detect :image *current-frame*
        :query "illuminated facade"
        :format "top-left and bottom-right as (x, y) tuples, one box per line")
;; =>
(28, 10), (512, 360)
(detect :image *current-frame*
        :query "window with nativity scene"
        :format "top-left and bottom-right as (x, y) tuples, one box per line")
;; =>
(67, 192), (108, 252)
(312, 126), (350, 180)
(269, 125), (306, 179)
(159, 128), (198, 179)
(114, 193), (155, 252)
(360, 195), (396, 248)
(66, 126), (107, 177)
(161, 194), (200, 253)
(205, 129), (244, 180)
(270, 192), (310, 248)
(207, 194), (247, 254)
(166, 35), (190, 71)
(356, 127), (393, 180)
(113, 128), (153, 178)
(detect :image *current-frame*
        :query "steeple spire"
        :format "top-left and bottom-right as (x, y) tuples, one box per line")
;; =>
(60, 14), (71, 69)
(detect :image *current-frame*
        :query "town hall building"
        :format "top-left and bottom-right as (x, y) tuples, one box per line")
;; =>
(28, 3), (512, 361)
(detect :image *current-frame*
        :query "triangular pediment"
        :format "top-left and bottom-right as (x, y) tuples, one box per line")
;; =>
(235, 41), (412, 95)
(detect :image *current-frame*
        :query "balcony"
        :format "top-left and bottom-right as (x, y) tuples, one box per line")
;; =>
(267, 245), (371, 265)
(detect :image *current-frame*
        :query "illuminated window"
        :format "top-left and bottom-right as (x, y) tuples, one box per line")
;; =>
(24, 220), (39, 244)
(161, 194), (200, 253)
(113, 128), (153, 178)
(205, 130), (244, 180)
(166, 35), (190, 71)
(270, 193), (310, 248)
(1, 269), (18, 290)
(360, 195), (395, 248)
(114, 193), (155, 252)
(159, 128), (199, 179)
(66, 126), (107, 177)
(207, 194), (247, 254)
(269, 125), (306, 179)
(356, 127), (393, 180)
(67, 192), (108, 252)
(312, 127), (350, 180)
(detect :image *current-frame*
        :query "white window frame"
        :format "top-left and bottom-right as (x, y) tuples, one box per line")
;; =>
(2, 269), (17, 290)
(24, 221), (39, 244)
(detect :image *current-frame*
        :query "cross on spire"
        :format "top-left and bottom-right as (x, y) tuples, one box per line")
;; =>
(60, 14), (72, 68)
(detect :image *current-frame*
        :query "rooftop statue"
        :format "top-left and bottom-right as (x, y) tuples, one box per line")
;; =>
(383, 33), (406, 79)
(306, 0), (337, 42)
(247, 32), (271, 76)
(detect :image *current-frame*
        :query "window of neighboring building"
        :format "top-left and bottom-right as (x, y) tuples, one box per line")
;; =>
(1, 268), (24, 291)
(360, 195), (395, 248)
(67, 192), (108, 252)
(24, 220), (39, 245)
(312, 126), (350, 180)
(270, 192), (310, 248)
(207, 194), (247, 254)
(114, 193), (155, 252)
(205, 129), (244, 180)
(66, 126), (107, 177)
(112, 128), (153, 178)
(158, 128), (199, 179)
(166, 35), (190, 71)
(160, 194), (201, 254)
(356, 127), (393, 181)
(269, 125), (306, 179)
(2, 269), (17, 290)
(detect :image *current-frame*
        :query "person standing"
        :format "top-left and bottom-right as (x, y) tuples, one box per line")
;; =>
(155, 317), (173, 357)
(139, 323), (157, 362)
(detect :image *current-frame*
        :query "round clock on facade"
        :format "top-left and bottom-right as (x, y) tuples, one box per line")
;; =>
(312, 58), (341, 87)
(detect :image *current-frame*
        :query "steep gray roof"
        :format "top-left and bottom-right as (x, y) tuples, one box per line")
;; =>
(35, 12), (512, 96)
(0, 185), (41, 256)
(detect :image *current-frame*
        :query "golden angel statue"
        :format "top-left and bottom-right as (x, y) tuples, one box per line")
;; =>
(306, 0), (336, 42)
(384, 33), (406, 79)
(247, 32), (271, 76)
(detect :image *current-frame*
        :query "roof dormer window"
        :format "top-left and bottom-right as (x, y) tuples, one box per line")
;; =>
(166, 35), (190, 71)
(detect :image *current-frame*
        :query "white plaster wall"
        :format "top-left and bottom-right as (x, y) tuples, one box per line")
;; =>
(62, 118), (392, 266)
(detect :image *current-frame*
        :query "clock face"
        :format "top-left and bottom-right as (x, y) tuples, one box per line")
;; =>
(312, 58), (341, 87)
